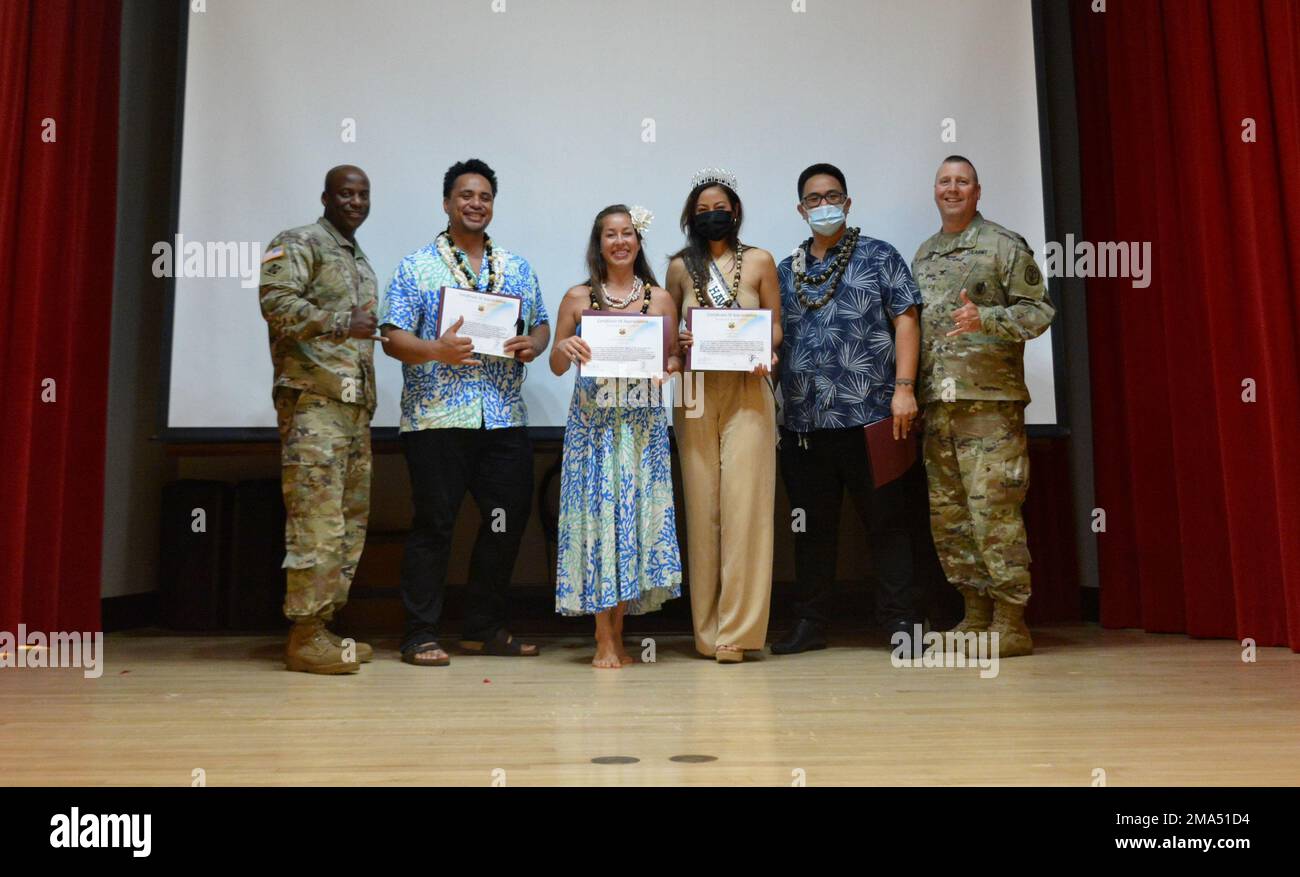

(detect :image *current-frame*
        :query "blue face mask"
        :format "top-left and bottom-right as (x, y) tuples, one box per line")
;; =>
(806, 203), (846, 236)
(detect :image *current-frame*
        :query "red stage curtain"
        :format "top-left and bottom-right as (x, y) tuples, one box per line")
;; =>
(0, 0), (121, 634)
(1023, 439), (1079, 625)
(1072, 0), (1300, 650)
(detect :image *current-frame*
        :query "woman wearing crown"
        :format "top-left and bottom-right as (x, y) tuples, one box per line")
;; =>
(550, 204), (683, 668)
(666, 169), (782, 663)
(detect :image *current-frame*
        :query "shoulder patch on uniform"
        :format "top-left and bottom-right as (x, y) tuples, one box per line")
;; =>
(1024, 263), (1042, 286)
(262, 246), (285, 264)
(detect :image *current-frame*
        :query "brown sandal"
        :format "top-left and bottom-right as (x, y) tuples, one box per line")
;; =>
(715, 645), (744, 664)
(401, 641), (450, 666)
(460, 629), (540, 657)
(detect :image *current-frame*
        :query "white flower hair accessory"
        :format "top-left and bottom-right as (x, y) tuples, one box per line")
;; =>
(628, 205), (653, 234)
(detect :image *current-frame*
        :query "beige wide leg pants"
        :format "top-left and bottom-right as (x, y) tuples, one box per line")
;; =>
(673, 369), (776, 655)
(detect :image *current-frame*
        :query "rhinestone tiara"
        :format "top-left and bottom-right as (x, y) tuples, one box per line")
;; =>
(690, 167), (739, 192)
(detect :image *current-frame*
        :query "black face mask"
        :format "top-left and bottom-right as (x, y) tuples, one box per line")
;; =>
(692, 209), (734, 242)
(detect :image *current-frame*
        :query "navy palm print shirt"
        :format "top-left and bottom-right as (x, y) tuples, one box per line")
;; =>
(778, 232), (923, 432)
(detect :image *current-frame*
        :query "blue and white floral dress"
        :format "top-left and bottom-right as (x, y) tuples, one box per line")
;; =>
(555, 303), (682, 616)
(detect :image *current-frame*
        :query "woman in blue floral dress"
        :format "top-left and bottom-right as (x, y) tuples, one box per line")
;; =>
(549, 204), (683, 668)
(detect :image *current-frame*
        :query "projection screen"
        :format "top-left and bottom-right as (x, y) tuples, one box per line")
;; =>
(164, 0), (1059, 433)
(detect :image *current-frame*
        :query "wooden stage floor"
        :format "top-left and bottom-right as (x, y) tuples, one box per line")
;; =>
(3, 625), (1298, 786)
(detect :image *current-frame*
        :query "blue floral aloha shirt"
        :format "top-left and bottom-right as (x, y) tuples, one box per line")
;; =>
(381, 240), (550, 431)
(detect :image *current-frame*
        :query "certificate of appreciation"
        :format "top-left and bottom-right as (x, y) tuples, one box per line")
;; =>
(686, 307), (772, 372)
(578, 311), (666, 379)
(436, 286), (522, 358)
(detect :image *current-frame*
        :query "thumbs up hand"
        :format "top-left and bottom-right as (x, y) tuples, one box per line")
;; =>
(434, 315), (483, 365)
(946, 289), (982, 337)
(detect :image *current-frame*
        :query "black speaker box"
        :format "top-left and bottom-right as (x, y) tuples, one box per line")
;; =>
(159, 479), (233, 630)
(228, 479), (286, 630)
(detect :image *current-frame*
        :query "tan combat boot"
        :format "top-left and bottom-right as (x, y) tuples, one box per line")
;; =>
(323, 628), (372, 663)
(316, 606), (372, 662)
(945, 588), (994, 658)
(989, 601), (1034, 657)
(285, 617), (361, 674)
(948, 587), (994, 633)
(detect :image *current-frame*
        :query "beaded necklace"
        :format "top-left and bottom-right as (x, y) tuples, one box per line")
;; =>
(795, 227), (860, 311)
(692, 245), (745, 308)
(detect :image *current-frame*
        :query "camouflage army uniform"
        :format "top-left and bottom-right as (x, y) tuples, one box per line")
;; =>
(259, 217), (377, 621)
(912, 212), (1054, 607)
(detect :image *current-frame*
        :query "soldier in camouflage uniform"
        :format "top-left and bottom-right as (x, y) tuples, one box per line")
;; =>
(912, 156), (1055, 657)
(259, 165), (379, 674)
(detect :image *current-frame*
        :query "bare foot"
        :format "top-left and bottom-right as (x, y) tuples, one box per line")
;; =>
(593, 641), (623, 669)
(610, 601), (634, 664)
(593, 607), (624, 668)
(418, 647), (449, 662)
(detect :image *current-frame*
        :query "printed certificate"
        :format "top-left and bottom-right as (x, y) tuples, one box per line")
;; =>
(578, 312), (666, 379)
(686, 307), (772, 372)
(436, 286), (522, 357)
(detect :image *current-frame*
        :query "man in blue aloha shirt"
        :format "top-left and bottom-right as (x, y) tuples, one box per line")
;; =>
(771, 163), (926, 656)
(379, 158), (551, 666)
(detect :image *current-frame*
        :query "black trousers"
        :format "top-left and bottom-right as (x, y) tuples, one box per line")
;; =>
(779, 425), (920, 627)
(399, 426), (533, 651)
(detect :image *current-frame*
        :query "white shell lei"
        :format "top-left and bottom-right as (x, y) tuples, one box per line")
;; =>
(436, 233), (507, 292)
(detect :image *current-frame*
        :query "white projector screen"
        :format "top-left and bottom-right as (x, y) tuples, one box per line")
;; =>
(167, 0), (1058, 431)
